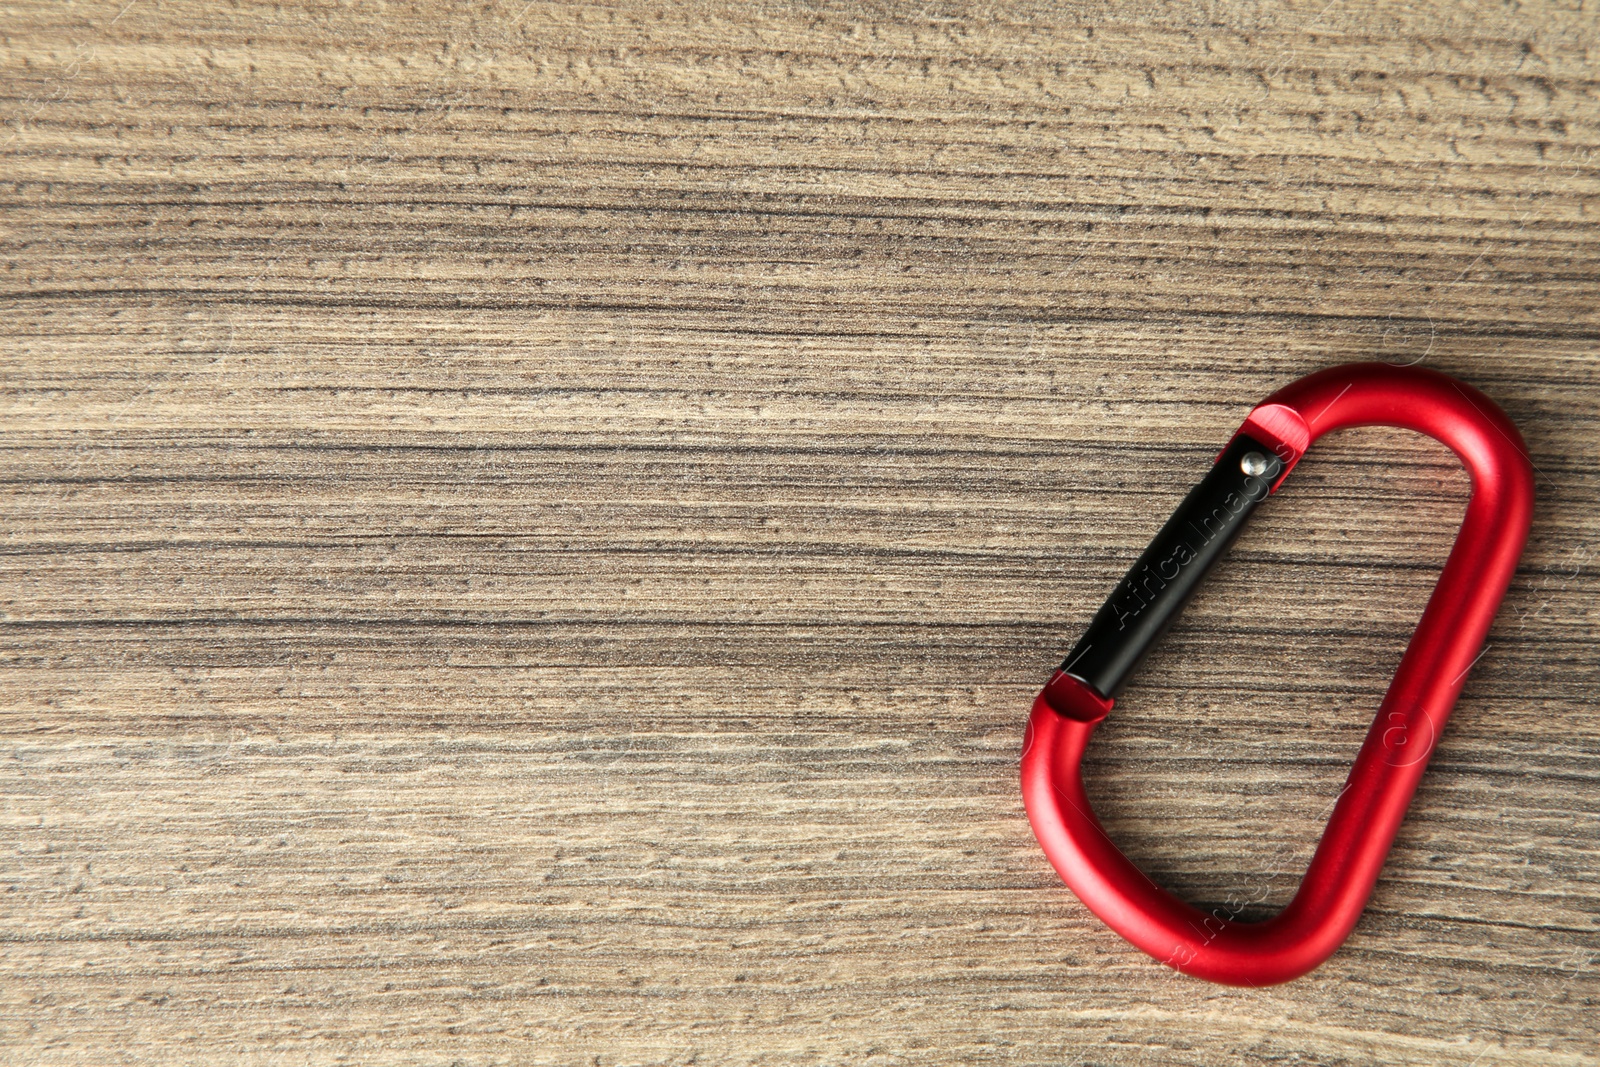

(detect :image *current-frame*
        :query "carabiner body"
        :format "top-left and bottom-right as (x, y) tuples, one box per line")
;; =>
(1021, 363), (1534, 986)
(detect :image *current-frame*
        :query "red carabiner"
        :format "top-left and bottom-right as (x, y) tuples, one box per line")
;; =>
(1021, 363), (1534, 986)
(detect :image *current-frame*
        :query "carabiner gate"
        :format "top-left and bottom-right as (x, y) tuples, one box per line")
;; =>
(1020, 363), (1534, 986)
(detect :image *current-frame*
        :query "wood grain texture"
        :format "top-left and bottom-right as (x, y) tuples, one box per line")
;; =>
(2, 1), (1598, 1063)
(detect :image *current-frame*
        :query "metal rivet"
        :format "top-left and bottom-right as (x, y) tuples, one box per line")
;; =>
(1240, 451), (1270, 476)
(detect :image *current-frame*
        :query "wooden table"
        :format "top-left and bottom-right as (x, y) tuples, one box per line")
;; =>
(3, 2), (1597, 1063)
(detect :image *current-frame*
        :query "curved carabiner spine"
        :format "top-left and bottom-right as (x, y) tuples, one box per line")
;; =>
(1021, 363), (1535, 986)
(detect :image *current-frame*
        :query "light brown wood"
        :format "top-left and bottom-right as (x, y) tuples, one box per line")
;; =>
(2, 1), (1598, 1063)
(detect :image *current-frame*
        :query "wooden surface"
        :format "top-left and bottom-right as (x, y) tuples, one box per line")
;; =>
(2, 2), (1598, 1063)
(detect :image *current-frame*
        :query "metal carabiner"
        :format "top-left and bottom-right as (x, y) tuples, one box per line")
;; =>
(1020, 363), (1535, 986)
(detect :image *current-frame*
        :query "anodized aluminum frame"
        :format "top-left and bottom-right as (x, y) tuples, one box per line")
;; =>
(1020, 363), (1536, 986)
